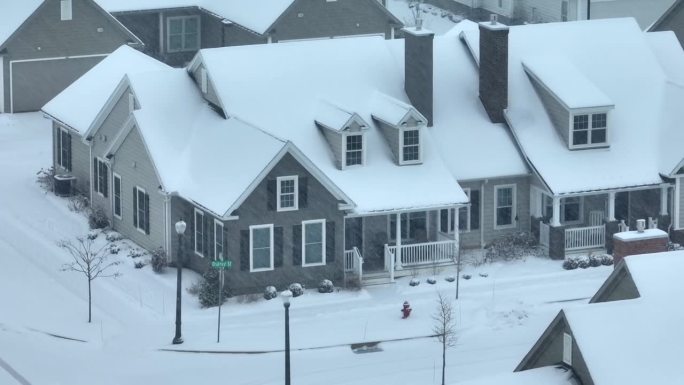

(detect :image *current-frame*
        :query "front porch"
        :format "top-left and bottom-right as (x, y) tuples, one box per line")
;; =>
(531, 185), (671, 259)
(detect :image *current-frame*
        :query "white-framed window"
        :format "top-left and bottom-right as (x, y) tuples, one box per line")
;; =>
(571, 112), (607, 148)
(57, 127), (71, 171)
(277, 176), (298, 211)
(133, 186), (148, 233)
(302, 219), (326, 266)
(200, 68), (208, 94)
(60, 0), (72, 21)
(250, 224), (274, 272)
(563, 332), (573, 365)
(389, 211), (427, 242)
(94, 158), (108, 197)
(167, 16), (200, 52)
(399, 128), (421, 164)
(561, 197), (582, 223)
(343, 133), (364, 167)
(194, 208), (204, 257)
(214, 220), (224, 260)
(494, 184), (516, 229)
(113, 173), (122, 219)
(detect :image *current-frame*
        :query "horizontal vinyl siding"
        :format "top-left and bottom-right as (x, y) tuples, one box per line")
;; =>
(376, 120), (400, 164)
(529, 76), (570, 145)
(320, 128), (343, 169)
(52, 122), (90, 194)
(189, 64), (222, 107)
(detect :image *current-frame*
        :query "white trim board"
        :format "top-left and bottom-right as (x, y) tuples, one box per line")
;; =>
(0, 56), (4, 113)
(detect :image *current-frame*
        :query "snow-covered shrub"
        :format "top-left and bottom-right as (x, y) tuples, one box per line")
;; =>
(128, 248), (145, 259)
(198, 269), (231, 308)
(600, 254), (614, 266)
(318, 279), (334, 293)
(88, 206), (109, 229)
(668, 242), (684, 251)
(108, 244), (120, 255)
(289, 283), (304, 297)
(577, 256), (590, 269)
(36, 167), (55, 192)
(263, 286), (278, 300)
(484, 232), (541, 262)
(479, 272), (489, 278)
(588, 254), (602, 267)
(105, 232), (123, 242)
(86, 230), (99, 240)
(444, 276), (456, 282)
(426, 277), (437, 284)
(67, 194), (89, 213)
(409, 278), (420, 286)
(134, 261), (145, 269)
(150, 248), (167, 273)
(462, 274), (472, 280)
(186, 280), (201, 296)
(562, 258), (578, 270)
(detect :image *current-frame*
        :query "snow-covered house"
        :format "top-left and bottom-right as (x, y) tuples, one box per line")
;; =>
(0, 0), (141, 113)
(650, 0), (684, 48)
(94, 0), (403, 67)
(515, 251), (684, 385)
(461, 17), (684, 259)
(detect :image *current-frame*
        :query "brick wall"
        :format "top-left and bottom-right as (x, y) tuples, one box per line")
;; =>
(613, 230), (668, 266)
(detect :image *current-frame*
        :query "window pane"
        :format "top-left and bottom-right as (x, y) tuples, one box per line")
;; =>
(458, 207), (468, 230)
(470, 190), (480, 230)
(497, 207), (512, 226)
(346, 151), (362, 166)
(168, 35), (182, 51)
(573, 115), (588, 130)
(591, 128), (606, 144)
(573, 130), (588, 145)
(592, 113), (606, 128)
(281, 180), (294, 194)
(305, 244), (323, 264)
(304, 222), (324, 265)
(497, 188), (512, 206)
(404, 130), (419, 145)
(184, 33), (198, 49)
(252, 248), (271, 269)
(184, 17), (198, 33)
(253, 228), (270, 249)
(346, 135), (362, 150)
(169, 19), (183, 34)
(305, 222), (322, 243)
(440, 209), (449, 233)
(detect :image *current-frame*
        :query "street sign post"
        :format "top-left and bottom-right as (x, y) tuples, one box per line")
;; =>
(211, 260), (232, 269)
(212, 255), (232, 343)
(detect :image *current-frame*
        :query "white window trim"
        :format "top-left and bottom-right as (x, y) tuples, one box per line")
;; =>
(302, 219), (326, 267)
(569, 110), (609, 150)
(166, 15), (201, 53)
(399, 128), (422, 165)
(95, 157), (107, 197)
(194, 208), (204, 257)
(58, 127), (70, 170)
(250, 224), (274, 272)
(134, 186), (146, 234)
(341, 132), (365, 169)
(276, 175), (299, 212)
(113, 173), (122, 219)
(494, 184), (517, 230)
(200, 68), (208, 94)
(60, 0), (72, 21)
(214, 219), (224, 261)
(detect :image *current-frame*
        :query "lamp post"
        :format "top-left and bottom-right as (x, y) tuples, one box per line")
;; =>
(281, 289), (293, 385)
(173, 219), (186, 345)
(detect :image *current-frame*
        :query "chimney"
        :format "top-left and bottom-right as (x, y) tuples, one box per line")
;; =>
(479, 14), (509, 124)
(403, 26), (434, 126)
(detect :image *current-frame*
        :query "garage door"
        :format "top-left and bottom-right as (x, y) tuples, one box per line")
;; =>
(10, 55), (106, 113)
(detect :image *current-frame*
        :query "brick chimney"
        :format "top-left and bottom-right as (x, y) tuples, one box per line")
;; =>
(403, 24), (434, 126)
(479, 14), (509, 124)
(613, 225), (668, 267)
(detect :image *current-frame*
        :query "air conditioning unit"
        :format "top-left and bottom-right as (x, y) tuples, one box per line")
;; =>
(54, 174), (76, 197)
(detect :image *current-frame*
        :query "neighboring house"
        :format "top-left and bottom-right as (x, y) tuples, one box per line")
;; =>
(95, 0), (403, 67)
(515, 251), (684, 385)
(649, 0), (684, 47)
(0, 0), (142, 113)
(460, 17), (684, 259)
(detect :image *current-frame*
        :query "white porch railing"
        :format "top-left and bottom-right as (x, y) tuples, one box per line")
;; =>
(344, 247), (363, 281)
(539, 222), (550, 247)
(565, 225), (605, 251)
(387, 240), (457, 267)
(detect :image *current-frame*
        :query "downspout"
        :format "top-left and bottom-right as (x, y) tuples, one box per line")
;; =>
(587, 0), (591, 19)
(480, 179), (487, 248)
(89, 144), (93, 205)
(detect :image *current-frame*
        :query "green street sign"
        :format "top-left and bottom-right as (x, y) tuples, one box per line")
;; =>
(211, 260), (232, 269)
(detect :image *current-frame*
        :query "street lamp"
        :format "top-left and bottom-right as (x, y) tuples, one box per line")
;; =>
(281, 289), (293, 385)
(173, 219), (186, 345)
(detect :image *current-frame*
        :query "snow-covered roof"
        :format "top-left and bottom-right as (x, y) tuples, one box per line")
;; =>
(462, 18), (684, 194)
(622, 250), (684, 298)
(42, 46), (170, 135)
(96, 0), (295, 34)
(315, 101), (366, 132)
(454, 366), (579, 385)
(0, 1), (43, 48)
(370, 92), (422, 126)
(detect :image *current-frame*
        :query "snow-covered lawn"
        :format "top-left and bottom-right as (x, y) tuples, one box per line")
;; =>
(0, 113), (611, 384)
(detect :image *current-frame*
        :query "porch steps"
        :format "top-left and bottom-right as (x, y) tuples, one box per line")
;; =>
(362, 271), (393, 286)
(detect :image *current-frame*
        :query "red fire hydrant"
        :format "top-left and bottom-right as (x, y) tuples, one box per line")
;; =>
(401, 301), (412, 319)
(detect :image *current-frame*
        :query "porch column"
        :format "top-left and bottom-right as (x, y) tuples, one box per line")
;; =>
(608, 192), (616, 221)
(393, 213), (401, 282)
(531, 189), (542, 218)
(551, 196), (561, 227)
(660, 186), (669, 216)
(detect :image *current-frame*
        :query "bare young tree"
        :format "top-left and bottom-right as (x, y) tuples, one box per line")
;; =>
(59, 235), (121, 323)
(432, 292), (457, 385)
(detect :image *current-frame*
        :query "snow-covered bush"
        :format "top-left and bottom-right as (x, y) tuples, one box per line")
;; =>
(562, 258), (578, 270)
(86, 230), (99, 240)
(289, 283), (304, 297)
(668, 242), (684, 251)
(318, 279), (334, 293)
(444, 276), (455, 282)
(426, 277), (437, 284)
(263, 286), (277, 300)
(462, 274), (472, 280)
(588, 254), (602, 267)
(67, 194), (89, 213)
(484, 232), (541, 262)
(600, 254), (614, 266)
(134, 261), (145, 269)
(198, 269), (231, 308)
(409, 278), (420, 286)
(108, 244), (120, 255)
(577, 256), (590, 269)
(150, 248), (167, 273)
(36, 167), (55, 192)
(88, 206), (109, 229)
(128, 248), (145, 259)
(479, 272), (489, 278)
(105, 232), (123, 242)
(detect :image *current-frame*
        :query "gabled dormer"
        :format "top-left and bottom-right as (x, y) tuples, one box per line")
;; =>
(371, 93), (426, 165)
(523, 57), (614, 150)
(315, 101), (369, 170)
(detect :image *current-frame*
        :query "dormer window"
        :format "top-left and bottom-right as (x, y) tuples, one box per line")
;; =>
(277, 176), (298, 211)
(344, 134), (364, 167)
(571, 112), (607, 148)
(400, 128), (421, 164)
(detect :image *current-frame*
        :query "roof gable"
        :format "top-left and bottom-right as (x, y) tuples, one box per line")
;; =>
(0, 1), (43, 49)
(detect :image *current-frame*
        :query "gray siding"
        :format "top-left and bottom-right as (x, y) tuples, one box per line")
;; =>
(651, 1), (684, 48)
(271, 0), (398, 41)
(516, 0), (580, 23)
(2, 0), (136, 112)
(590, 265), (640, 303)
(52, 122), (90, 194)
(529, 76), (571, 145)
(680, 177), (684, 229)
(111, 126), (166, 252)
(170, 152), (345, 294)
(189, 64), (222, 108)
(319, 127), (344, 169)
(376, 119), (400, 163)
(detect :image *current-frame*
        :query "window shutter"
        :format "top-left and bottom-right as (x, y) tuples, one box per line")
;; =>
(66, 132), (72, 171)
(274, 226), (283, 268)
(471, 190), (480, 230)
(267, 179), (277, 211)
(103, 164), (109, 198)
(133, 187), (138, 227)
(326, 221), (335, 263)
(206, 215), (213, 259)
(56, 129), (62, 167)
(144, 193), (150, 234)
(240, 230), (249, 271)
(299, 176), (308, 209)
(93, 158), (98, 191)
(292, 224), (302, 266)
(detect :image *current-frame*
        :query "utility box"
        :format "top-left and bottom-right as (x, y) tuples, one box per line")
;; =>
(54, 174), (76, 197)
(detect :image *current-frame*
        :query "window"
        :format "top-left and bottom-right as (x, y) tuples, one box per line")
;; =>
(214, 220), (224, 260)
(113, 174), (122, 219)
(167, 16), (200, 52)
(390, 212), (427, 242)
(401, 129), (420, 164)
(563, 333), (573, 365)
(494, 185), (516, 228)
(440, 189), (472, 234)
(200, 68), (208, 94)
(345, 134), (363, 166)
(194, 209), (204, 257)
(250, 224), (273, 271)
(60, 0), (72, 21)
(303, 219), (325, 266)
(561, 0), (568, 21)
(133, 186), (148, 233)
(572, 113), (607, 147)
(94, 158), (108, 197)
(57, 127), (71, 171)
(561, 197), (581, 223)
(277, 176), (298, 211)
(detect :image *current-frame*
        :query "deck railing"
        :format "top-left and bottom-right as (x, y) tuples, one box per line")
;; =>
(344, 247), (363, 281)
(387, 240), (457, 267)
(565, 225), (605, 251)
(539, 222), (550, 247)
